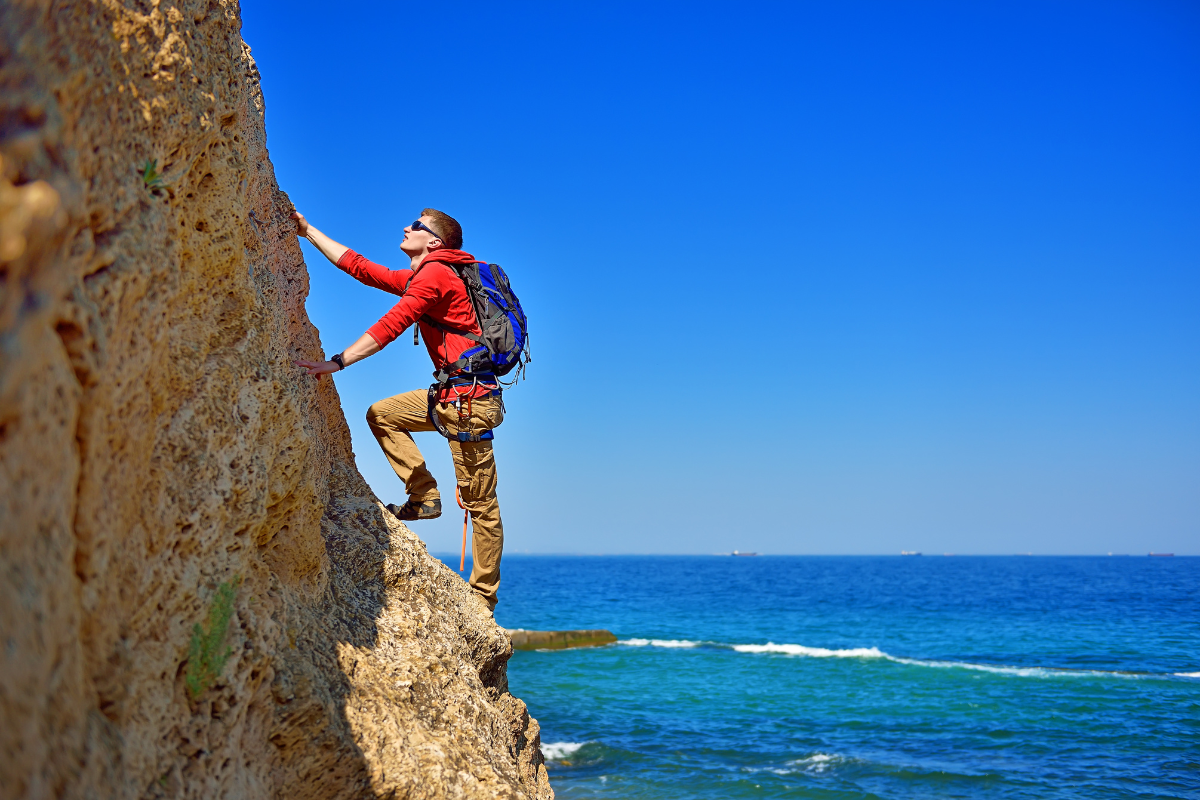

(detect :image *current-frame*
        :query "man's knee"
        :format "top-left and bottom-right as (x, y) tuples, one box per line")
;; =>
(366, 400), (388, 429)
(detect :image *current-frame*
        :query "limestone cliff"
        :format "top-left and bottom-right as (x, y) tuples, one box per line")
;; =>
(0, 1), (551, 797)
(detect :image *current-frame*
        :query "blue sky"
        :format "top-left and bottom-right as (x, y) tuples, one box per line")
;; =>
(241, 1), (1198, 555)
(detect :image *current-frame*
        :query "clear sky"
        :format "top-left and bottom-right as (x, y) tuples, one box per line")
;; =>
(241, 1), (1198, 555)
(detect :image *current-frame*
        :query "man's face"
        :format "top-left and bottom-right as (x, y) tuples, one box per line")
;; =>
(400, 215), (443, 256)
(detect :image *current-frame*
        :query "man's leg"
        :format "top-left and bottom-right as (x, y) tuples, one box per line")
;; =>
(436, 395), (505, 607)
(366, 389), (440, 502)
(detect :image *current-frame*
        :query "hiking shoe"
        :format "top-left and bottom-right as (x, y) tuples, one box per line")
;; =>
(387, 497), (442, 521)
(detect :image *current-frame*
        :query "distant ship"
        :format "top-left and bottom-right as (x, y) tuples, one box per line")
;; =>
(731, 550), (758, 557)
(901, 551), (922, 556)
(1149, 552), (1174, 557)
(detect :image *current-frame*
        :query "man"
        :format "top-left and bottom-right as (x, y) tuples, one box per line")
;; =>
(292, 209), (506, 612)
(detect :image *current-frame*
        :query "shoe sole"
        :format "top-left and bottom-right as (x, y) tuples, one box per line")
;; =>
(387, 503), (442, 522)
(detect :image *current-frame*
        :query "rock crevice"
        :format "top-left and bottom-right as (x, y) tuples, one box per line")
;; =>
(0, 2), (551, 797)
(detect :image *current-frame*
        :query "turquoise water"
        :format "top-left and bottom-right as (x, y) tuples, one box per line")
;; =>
(476, 556), (1199, 799)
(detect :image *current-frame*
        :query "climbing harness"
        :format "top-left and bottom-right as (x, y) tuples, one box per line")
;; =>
(425, 374), (501, 443)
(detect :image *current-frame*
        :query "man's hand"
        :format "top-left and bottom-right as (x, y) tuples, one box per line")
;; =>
(294, 335), (379, 382)
(290, 211), (309, 238)
(295, 358), (339, 381)
(291, 212), (350, 265)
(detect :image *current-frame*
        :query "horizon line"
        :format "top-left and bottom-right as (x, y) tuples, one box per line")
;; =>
(431, 552), (1196, 558)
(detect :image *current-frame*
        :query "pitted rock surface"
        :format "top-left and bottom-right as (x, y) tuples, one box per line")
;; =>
(0, 2), (551, 798)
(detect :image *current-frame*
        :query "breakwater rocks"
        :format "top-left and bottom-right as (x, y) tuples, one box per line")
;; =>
(0, 2), (550, 798)
(508, 630), (619, 651)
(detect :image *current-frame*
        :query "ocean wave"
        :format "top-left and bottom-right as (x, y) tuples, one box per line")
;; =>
(887, 656), (1124, 678)
(541, 742), (586, 760)
(755, 753), (850, 776)
(1175, 671), (1200, 678)
(733, 643), (887, 658)
(729, 642), (1151, 678)
(786, 753), (845, 774)
(614, 636), (1172, 678)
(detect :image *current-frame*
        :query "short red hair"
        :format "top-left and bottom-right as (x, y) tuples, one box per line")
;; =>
(422, 208), (463, 249)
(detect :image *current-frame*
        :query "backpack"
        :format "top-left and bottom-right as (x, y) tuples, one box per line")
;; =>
(404, 260), (531, 383)
(415, 260), (530, 385)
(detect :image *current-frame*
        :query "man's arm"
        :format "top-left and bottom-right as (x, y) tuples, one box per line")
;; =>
(295, 331), (381, 380)
(293, 264), (446, 380)
(289, 211), (434, 380)
(363, 266), (446, 348)
(292, 211), (412, 294)
(291, 211), (349, 265)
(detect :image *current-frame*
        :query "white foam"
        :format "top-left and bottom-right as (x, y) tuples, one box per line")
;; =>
(889, 656), (1065, 677)
(731, 642), (1148, 678)
(618, 636), (1166, 679)
(892, 656), (1148, 678)
(541, 742), (586, 760)
(1175, 671), (1200, 677)
(793, 753), (837, 763)
(786, 753), (844, 774)
(733, 643), (887, 658)
(753, 753), (848, 776)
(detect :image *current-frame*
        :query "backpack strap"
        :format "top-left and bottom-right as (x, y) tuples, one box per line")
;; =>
(405, 261), (501, 429)
(419, 314), (487, 347)
(403, 267), (487, 348)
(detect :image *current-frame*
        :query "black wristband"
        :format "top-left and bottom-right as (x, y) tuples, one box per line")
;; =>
(331, 353), (346, 371)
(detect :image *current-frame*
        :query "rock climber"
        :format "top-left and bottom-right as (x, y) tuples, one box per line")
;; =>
(292, 209), (505, 613)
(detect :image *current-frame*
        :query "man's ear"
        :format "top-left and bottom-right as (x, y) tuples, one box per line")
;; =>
(428, 239), (444, 252)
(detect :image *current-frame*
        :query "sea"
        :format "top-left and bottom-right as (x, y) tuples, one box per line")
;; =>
(454, 554), (1200, 799)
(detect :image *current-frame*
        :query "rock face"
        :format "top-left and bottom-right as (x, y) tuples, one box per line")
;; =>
(0, 2), (551, 798)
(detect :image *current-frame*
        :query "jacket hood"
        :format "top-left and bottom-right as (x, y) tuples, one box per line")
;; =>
(418, 248), (477, 268)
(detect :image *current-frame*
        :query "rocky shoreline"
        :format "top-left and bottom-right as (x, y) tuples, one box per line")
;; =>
(508, 630), (618, 651)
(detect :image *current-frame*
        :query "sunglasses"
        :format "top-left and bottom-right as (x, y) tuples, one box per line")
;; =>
(410, 220), (444, 241)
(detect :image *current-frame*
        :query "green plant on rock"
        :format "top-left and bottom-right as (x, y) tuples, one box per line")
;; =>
(185, 576), (241, 700)
(140, 158), (166, 194)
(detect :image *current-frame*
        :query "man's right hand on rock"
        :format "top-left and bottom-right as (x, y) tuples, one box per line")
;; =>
(290, 211), (350, 265)
(290, 210), (308, 238)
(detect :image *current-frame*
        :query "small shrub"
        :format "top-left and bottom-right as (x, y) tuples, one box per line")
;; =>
(185, 576), (241, 700)
(140, 158), (166, 194)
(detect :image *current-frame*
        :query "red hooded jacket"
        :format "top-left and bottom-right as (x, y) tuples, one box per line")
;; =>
(336, 248), (495, 399)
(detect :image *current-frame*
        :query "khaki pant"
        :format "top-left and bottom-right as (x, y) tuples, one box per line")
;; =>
(366, 389), (505, 605)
